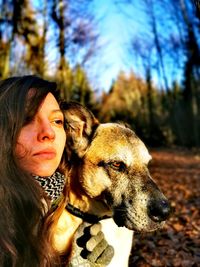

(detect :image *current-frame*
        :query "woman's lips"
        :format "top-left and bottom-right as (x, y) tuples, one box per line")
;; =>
(33, 149), (57, 160)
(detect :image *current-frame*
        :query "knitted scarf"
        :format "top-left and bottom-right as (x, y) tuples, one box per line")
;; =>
(34, 172), (66, 202)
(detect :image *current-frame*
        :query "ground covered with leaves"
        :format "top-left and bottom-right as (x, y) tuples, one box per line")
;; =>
(129, 148), (200, 267)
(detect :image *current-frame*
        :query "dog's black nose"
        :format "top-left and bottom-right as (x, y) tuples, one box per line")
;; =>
(147, 199), (171, 222)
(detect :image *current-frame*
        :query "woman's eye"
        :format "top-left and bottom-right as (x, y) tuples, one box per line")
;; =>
(53, 119), (64, 126)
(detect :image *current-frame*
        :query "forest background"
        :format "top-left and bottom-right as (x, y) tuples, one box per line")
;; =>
(1, 0), (200, 148)
(1, 1), (200, 266)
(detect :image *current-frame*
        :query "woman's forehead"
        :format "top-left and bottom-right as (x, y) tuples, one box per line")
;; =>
(37, 93), (61, 113)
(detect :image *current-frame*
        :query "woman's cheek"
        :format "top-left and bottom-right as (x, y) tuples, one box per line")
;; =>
(58, 129), (66, 154)
(15, 143), (28, 159)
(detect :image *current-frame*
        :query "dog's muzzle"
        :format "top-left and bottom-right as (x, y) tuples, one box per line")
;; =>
(147, 198), (171, 223)
(111, 196), (172, 231)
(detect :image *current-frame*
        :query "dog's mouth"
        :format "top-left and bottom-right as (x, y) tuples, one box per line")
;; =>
(113, 206), (165, 232)
(103, 190), (171, 232)
(112, 198), (170, 232)
(112, 202), (142, 230)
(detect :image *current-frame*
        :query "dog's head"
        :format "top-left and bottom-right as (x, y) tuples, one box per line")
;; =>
(61, 102), (171, 232)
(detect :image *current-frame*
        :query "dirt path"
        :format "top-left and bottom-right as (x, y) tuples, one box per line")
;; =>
(129, 148), (200, 267)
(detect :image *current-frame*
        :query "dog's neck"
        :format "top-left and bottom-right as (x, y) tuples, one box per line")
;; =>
(67, 187), (112, 218)
(65, 166), (112, 221)
(65, 203), (110, 223)
(66, 162), (112, 223)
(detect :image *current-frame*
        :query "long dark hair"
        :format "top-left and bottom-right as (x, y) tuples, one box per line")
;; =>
(0, 76), (61, 266)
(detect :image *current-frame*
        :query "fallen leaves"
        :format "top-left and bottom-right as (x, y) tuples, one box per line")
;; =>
(129, 148), (200, 267)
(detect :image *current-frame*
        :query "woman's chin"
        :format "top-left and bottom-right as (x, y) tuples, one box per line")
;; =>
(31, 166), (57, 177)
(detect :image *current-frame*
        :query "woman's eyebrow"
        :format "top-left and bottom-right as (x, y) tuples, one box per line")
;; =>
(51, 109), (63, 114)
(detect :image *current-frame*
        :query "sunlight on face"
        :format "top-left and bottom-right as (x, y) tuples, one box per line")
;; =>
(15, 93), (66, 177)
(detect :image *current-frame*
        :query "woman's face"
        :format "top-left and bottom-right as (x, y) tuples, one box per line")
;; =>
(15, 93), (66, 177)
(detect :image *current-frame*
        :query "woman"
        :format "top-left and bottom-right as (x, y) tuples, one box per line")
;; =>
(0, 76), (113, 267)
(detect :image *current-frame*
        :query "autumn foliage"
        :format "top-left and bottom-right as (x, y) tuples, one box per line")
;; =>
(129, 148), (200, 266)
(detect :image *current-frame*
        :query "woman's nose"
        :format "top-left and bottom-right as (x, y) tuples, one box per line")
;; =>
(37, 121), (55, 142)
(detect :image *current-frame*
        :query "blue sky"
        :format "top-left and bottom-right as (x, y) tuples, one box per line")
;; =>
(43, 0), (139, 92)
(32, 0), (183, 92)
(90, 0), (144, 91)
(89, 0), (184, 92)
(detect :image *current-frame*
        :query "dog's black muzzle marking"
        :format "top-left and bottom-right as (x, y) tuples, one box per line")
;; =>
(147, 198), (171, 222)
(113, 203), (127, 227)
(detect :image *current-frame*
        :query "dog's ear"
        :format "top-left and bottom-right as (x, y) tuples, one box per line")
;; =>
(61, 101), (99, 159)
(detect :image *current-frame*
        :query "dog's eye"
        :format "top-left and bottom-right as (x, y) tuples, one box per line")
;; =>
(110, 161), (126, 171)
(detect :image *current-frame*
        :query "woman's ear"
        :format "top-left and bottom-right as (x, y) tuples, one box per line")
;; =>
(61, 102), (99, 159)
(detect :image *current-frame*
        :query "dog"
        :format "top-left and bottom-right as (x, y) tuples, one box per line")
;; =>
(52, 102), (171, 266)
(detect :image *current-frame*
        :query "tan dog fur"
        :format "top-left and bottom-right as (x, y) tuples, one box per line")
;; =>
(52, 102), (170, 266)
